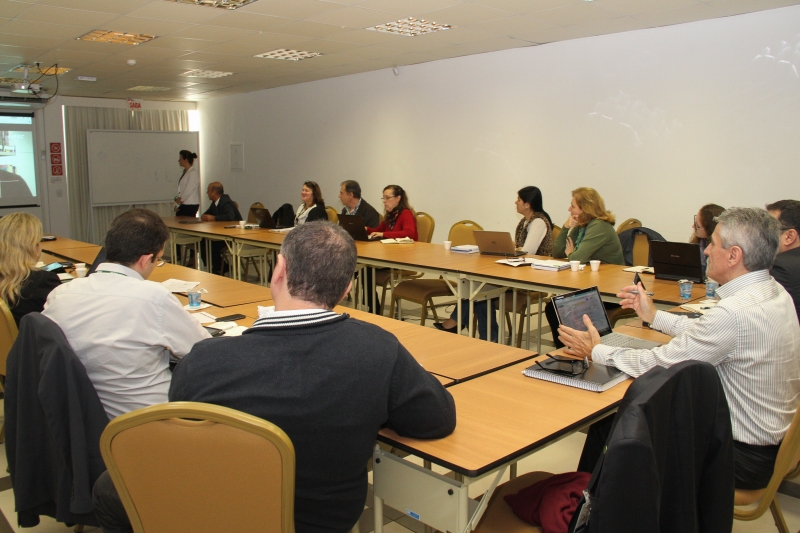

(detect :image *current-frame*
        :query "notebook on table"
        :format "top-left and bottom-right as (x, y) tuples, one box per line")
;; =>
(650, 241), (703, 283)
(473, 231), (526, 257)
(551, 286), (662, 350)
(523, 356), (629, 392)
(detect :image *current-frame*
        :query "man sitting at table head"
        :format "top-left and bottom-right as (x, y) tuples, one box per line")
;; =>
(170, 221), (456, 533)
(200, 181), (242, 275)
(42, 208), (210, 420)
(339, 179), (380, 228)
(766, 199), (800, 322)
(558, 207), (800, 491)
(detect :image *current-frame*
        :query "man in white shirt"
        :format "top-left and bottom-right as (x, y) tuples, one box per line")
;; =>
(559, 207), (800, 490)
(43, 209), (210, 419)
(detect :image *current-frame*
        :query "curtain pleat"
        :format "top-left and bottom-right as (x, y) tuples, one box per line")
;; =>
(63, 108), (190, 243)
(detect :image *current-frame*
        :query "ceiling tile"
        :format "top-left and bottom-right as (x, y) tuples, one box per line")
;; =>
(323, 28), (402, 45)
(356, 0), (462, 17)
(705, 0), (800, 16)
(512, 24), (588, 44)
(171, 24), (256, 42)
(156, 57), (217, 69)
(0, 33), (67, 49)
(532, 4), (623, 26)
(0, 46), (49, 61)
(125, 2), (223, 24)
(306, 6), (397, 28)
(632, 3), (724, 26)
(338, 44), (399, 59)
(35, 0), (151, 14)
(423, 3), (517, 26)
(568, 15), (648, 36)
(286, 38), (360, 54)
(1, 19), (89, 39)
(174, 50), (242, 63)
(236, 0), (342, 19)
(146, 37), (212, 52)
(202, 11), (290, 32)
(18, 5), (119, 27)
(472, 0), (584, 15)
(104, 16), (190, 37)
(469, 13), (556, 36)
(0, 1), (33, 18)
(598, 0), (702, 16)
(271, 20), (350, 38)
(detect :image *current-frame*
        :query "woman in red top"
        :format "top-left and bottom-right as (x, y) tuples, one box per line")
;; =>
(367, 185), (418, 241)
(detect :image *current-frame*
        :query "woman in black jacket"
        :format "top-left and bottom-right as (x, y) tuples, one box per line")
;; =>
(294, 181), (328, 225)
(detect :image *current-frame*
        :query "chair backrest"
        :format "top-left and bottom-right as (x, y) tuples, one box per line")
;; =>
(326, 206), (339, 223)
(416, 212), (435, 243)
(617, 218), (642, 235)
(246, 202), (264, 223)
(631, 232), (651, 267)
(0, 299), (18, 377)
(100, 402), (295, 533)
(551, 224), (561, 242)
(448, 220), (483, 246)
(735, 401), (800, 518)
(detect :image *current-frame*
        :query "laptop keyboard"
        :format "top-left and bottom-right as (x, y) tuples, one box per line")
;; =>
(601, 332), (652, 348)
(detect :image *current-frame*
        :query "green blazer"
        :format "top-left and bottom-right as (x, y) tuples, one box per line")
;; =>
(553, 218), (624, 265)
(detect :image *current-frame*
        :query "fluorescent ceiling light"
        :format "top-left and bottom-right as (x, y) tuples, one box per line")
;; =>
(367, 17), (452, 37)
(169, 0), (258, 9)
(0, 103), (31, 107)
(78, 30), (156, 45)
(128, 86), (172, 91)
(181, 69), (234, 78)
(254, 49), (322, 61)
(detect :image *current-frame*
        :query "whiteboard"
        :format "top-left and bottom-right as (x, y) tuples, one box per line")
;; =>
(87, 130), (199, 206)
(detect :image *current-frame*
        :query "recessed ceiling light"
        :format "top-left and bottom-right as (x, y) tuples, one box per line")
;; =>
(366, 17), (452, 37)
(128, 86), (172, 92)
(13, 64), (71, 75)
(254, 49), (322, 61)
(169, 0), (258, 9)
(181, 69), (234, 78)
(78, 30), (156, 45)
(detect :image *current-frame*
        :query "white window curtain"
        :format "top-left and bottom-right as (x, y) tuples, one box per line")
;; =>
(63, 107), (190, 243)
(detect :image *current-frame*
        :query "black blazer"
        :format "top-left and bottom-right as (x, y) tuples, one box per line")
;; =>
(771, 247), (800, 322)
(203, 194), (242, 221)
(9, 269), (61, 326)
(5, 313), (109, 527)
(579, 360), (734, 533)
(298, 204), (328, 225)
(341, 199), (381, 229)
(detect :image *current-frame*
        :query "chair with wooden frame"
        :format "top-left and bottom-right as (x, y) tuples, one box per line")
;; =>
(326, 206), (339, 223)
(616, 218), (642, 235)
(734, 402), (800, 533)
(551, 225), (561, 241)
(631, 232), (651, 267)
(0, 299), (19, 444)
(99, 402), (295, 533)
(389, 220), (481, 326)
(371, 212), (436, 315)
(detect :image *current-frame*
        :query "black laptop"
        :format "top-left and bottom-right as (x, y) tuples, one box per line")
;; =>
(338, 214), (380, 241)
(249, 207), (277, 229)
(552, 287), (661, 349)
(650, 241), (704, 283)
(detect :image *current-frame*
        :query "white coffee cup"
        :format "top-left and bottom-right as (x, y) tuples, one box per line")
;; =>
(570, 260), (580, 272)
(443, 240), (452, 251)
(590, 260), (600, 271)
(238, 220), (246, 228)
(75, 263), (86, 269)
(75, 267), (87, 278)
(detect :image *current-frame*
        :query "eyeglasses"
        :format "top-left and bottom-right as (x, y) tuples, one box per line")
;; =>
(535, 354), (589, 376)
(381, 196), (397, 201)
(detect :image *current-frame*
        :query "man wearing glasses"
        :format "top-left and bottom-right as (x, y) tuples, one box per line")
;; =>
(767, 200), (800, 321)
(43, 209), (209, 420)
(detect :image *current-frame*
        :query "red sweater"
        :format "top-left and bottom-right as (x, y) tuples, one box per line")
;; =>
(367, 209), (418, 241)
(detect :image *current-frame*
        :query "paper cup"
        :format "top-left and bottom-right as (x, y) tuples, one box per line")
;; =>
(570, 261), (580, 272)
(238, 220), (246, 228)
(590, 260), (600, 271)
(75, 267), (87, 278)
(443, 240), (452, 251)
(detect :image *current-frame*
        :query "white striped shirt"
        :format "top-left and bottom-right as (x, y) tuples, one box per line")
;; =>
(593, 270), (800, 446)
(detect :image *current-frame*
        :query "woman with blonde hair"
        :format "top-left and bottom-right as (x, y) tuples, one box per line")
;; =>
(553, 187), (624, 265)
(0, 212), (60, 326)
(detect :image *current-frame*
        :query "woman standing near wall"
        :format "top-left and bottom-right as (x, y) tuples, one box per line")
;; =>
(174, 150), (200, 217)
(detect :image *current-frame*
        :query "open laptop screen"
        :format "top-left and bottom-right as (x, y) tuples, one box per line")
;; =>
(551, 287), (614, 337)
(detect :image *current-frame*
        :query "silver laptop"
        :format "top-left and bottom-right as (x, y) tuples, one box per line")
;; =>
(473, 231), (526, 257)
(552, 286), (662, 349)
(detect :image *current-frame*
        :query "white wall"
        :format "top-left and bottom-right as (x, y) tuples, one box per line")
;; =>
(198, 5), (800, 243)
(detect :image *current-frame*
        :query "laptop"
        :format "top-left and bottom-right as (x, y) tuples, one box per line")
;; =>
(473, 231), (526, 257)
(249, 207), (277, 229)
(338, 214), (380, 241)
(552, 287), (662, 349)
(650, 241), (704, 283)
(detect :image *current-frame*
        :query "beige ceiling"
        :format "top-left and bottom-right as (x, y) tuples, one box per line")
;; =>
(1, 0), (798, 102)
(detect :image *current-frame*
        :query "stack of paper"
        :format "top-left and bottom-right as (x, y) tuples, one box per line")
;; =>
(531, 259), (571, 271)
(161, 279), (201, 293)
(451, 244), (480, 254)
(496, 258), (534, 267)
(381, 237), (414, 244)
(623, 266), (654, 274)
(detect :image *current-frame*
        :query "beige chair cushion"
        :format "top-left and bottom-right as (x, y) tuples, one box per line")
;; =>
(474, 471), (554, 532)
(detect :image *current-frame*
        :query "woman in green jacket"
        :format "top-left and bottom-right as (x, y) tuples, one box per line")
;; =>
(547, 187), (624, 348)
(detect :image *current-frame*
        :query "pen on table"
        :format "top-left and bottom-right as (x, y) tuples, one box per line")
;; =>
(628, 290), (655, 296)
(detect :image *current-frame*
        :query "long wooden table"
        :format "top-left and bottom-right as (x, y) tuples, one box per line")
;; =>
(44, 246), (102, 265)
(40, 236), (100, 251)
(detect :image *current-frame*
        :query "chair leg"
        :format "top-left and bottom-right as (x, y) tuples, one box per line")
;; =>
(419, 298), (429, 326)
(770, 498), (790, 533)
(389, 296), (398, 321)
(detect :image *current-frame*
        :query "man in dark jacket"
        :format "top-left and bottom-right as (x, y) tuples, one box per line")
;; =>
(767, 199), (800, 322)
(339, 179), (380, 228)
(92, 222), (456, 533)
(200, 181), (242, 274)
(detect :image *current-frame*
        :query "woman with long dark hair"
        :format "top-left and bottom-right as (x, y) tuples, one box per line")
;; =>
(174, 150), (200, 217)
(294, 181), (328, 225)
(367, 185), (418, 240)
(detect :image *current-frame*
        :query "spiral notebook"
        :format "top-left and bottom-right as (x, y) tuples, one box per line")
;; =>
(523, 359), (629, 392)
